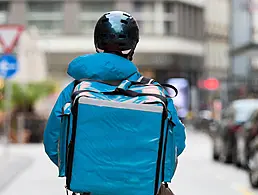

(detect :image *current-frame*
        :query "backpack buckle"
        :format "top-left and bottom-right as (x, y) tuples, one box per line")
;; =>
(117, 80), (132, 90)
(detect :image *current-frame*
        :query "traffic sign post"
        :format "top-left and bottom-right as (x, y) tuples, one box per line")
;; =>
(0, 55), (18, 79)
(0, 25), (23, 156)
(0, 55), (18, 155)
(0, 25), (24, 54)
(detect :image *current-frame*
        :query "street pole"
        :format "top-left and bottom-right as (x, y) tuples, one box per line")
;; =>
(0, 25), (24, 158)
(2, 78), (12, 158)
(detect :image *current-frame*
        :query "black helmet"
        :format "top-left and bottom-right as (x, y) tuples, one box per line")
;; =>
(94, 11), (139, 60)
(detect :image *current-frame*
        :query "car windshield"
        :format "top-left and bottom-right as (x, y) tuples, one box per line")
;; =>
(234, 101), (258, 122)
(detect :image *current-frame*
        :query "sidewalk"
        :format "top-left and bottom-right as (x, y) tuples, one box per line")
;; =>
(0, 155), (33, 192)
(0, 144), (65, 195)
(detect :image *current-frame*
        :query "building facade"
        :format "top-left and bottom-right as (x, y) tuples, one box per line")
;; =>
(1, 0), (204, 84)
(204, 0), (229, 80)
(200, 0), (230, 108)
(229, 0), (258, 101)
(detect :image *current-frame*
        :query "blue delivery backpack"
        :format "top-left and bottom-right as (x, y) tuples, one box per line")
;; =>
(59, 76), (178, 195)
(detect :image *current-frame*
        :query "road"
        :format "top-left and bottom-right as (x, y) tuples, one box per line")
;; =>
(0, 129), (258, 195)
(170, 130), (258, 195)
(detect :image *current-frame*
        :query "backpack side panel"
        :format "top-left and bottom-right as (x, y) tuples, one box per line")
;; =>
(163, 120), (177, 182)
(58, 103), (72, 177)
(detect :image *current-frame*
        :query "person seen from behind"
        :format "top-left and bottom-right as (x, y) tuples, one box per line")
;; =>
(43, 10), (186, 194)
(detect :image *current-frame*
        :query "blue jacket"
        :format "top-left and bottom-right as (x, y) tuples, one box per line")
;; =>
(43, 53), (186, 167)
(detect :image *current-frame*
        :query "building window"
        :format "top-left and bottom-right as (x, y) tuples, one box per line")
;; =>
(176, 2), (204, 40)
(26, 2), (64, 35)
(196, 8), (204, 40)
(183, 5), (190, 37)
(164, 1), (175, 13)
(132, 1), (155, 35)
(164, 21), (175, 35)
(189, 6), (195, 38)
(163, 2), (176, 35)
(137, 20), (155, 35)
(0, 2), (9, 24)
(133, 1), (154, 12)
(79, 1), (115, 34)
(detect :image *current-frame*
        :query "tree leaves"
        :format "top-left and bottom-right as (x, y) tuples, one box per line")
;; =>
(0, 81), (57, 112)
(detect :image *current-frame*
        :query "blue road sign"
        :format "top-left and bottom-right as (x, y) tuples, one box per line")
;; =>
(0, 54), (18, 79)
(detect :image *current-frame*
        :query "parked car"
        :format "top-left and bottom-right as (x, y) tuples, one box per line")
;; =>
(235, 109), (258, 168)
(248, 135), (258, 188)
(212, 99), (258, 164)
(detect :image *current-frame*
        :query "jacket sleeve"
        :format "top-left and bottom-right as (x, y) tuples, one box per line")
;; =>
(43, 81), (75, 166)
(167, 98), (186, 156)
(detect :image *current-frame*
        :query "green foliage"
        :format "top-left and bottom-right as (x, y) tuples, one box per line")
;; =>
(0, 81), (57, 112)
(0, 89), (3, 110)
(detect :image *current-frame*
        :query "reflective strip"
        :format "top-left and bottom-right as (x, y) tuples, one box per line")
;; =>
(78, 96), (163, 113)
(62, 102), (71, 115)
(137, 76), (144, 82)
(117, 80), (131, 90)
(64, 103), (71, 111)
(148, 79), (154, 84)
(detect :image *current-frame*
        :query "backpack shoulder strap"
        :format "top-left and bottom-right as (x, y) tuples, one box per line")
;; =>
(137, 76), (155, 84)
(160, 83), (178, 98)
(136, 76), (178, 97)
(73, 80), (81, 91)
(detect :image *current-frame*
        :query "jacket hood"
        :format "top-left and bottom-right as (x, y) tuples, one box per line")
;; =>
(67, 53), (140, 81)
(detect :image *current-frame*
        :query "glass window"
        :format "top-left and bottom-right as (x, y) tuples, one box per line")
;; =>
(163, 1), (176, 35)
(27, 20), (63, 34)
(27, 1), (62, 12)
(133, 1), (154, 12)
(182, 5), (189, 37)
(80, 1), (114, 12)
(79, 1), (115, 34)
(27, 1), (64, 34)
(132, 1), (155, 34)
(164, 1), (175, 13)
(234, 101), (258, 122)
(0, 2), (8, 12)
(164, 21), (175, 35)
(79, 20), (96, 34)
(198, 9), (204, 40)
(189, 7), (195, 38)
(137, 20), (154, 35)
(0, 2), (9, 24)
(175, 3), (204, 40)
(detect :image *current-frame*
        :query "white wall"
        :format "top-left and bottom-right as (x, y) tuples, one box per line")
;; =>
(245, 0), (258, 70)
(251, 0), (258, 42)
(12, 27), (47, 83)
(205, 41), (229, 70)
(204, 0), (229, 72)
(37, 35), (204, 56)
(205, 0), (229, 29)
(178, 0), (205, 7)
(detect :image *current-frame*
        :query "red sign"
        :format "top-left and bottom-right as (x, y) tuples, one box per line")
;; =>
(0, 25), (24, 53)
(198, 78), (220, 90)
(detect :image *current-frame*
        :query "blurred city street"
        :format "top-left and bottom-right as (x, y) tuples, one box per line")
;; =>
(171, 128), (258, 195)
(0, 127), (257, 195)
(1, 0), (258, 194)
